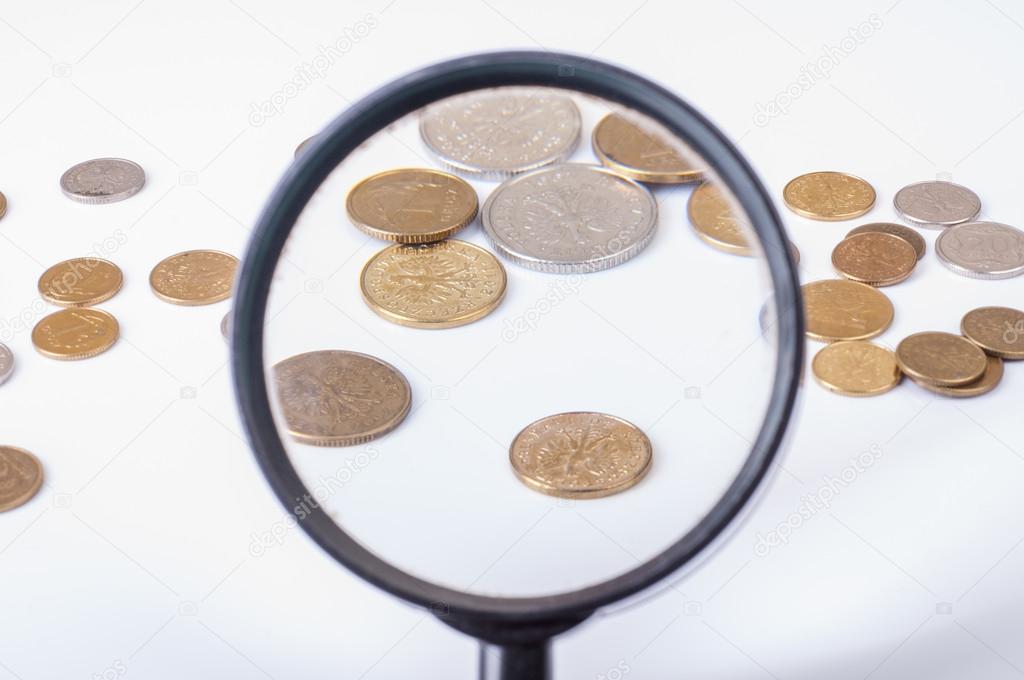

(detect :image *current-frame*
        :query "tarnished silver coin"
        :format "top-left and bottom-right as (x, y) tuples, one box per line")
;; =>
(419, 88), (581, 180)
(0, 343), (13, 385)
(482, 164), (658, 273)
(60, 158), (145, 204)
(893, 181), (980, 228)
(936, 221), (1024, 279)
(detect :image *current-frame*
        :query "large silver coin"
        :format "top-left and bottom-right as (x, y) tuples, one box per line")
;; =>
(0, 343), (13, 386)
(893, 180), (980, 228)
(60, 158), (145, 204)
(936, 221), (1024, 279)
(419, 88), (581, 180)
(482, 164), (658, 273)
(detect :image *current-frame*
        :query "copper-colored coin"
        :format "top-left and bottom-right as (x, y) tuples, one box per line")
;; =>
(783, 171), (876, 221)
(812, 341), (901, 397)
(910, 355), (1003, 398)
(592, 112), (703, 184)
(509, 412), (652, 499)
(832, 232), (917, 286)
(0, 446), (44, 512)
(961, 306), (1024, 360)
(802, 279), (894, 342)
(346, 168), (478, 243)
(895, 331), (987, 387)
(150, 250), (238, 305)
(32, 308), (119, 360)
(846, 222), (926, 260)
(274, 350), (411, 447)
(38, 257), (123, 306)
(0, 191), (6, 220)
(687, 182), (751, 255)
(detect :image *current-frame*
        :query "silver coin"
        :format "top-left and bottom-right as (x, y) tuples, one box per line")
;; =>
(893, 180), (980, 228)
(419, 88), (581, 180)
(482, 164), (657, 273)
(0, 343), (13, 385)
(60, 158), (146, 204)
(935, 221), (1024, 279)
(220, 311), (231, 341)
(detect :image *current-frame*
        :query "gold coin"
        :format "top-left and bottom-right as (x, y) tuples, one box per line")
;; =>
(687, 182), (751, 255)
(150, 250), (238, 305)
(847, 222), (926, 260)
(592, 112), (703, 184)
(346, 168), (478, 243)
(783, 171), (876, 221)
(802, 279), (894, 342)
(0, 446), (43, 512)
(509, 412), (652, 499)
(274, 350), (411, 446)
(0, 191), (6, 220)
(360, 239), (506, 329)
(832, 232), (917, 286)
(38, 257), (123, 306)
(812, 341), (901, 396)
(32, 308), (119, 360)
(896, 331), (987, 387)
(961, 306), (1024, 359)
(910, 355), (1003, 398)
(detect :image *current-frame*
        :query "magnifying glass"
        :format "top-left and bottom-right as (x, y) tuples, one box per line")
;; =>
(232, 51), (802, 679)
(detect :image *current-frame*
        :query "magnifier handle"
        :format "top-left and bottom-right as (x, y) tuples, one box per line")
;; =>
(479, 640), (550, 680)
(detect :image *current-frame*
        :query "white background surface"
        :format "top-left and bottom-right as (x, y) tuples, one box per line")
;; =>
(1, 1), (1024, 678)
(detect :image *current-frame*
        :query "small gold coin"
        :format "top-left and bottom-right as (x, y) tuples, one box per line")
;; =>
(687, 182), (751, 255)
(274, 350), (411, 446)
(802, 279), (894, 342)
(832, 232), (917, 286)
(150, 250), (238, 305)
(0, 446), (44, 512)
(910, 355), (1003, 398)
(783, 171), (876, 221)
(509, 412), (652, 499)
(592, 112), (703, 184)
(38, 257), (123, 306)
(0, 191), (7, 220)
(812, 341), (901, 396)
(346, 168), (478, 243)
(895, 331), (987, 387)
(32, 308), (119, 360)
(360, 239), (506, 329)
(847, 222), (926, 260)
(961, 306), (1024, 359)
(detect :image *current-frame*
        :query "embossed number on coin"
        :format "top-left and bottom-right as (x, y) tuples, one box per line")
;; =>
(32, 308), (119, 360)
(935, 221), (1024, 280)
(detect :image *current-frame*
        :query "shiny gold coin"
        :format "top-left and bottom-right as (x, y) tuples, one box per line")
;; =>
(961, 306), (1024, 360)
(783, 171), (876, 221)
(592, 112), (703, 184)
(687, 182), (751, 255)
(346, 168), (478, 243)
(832, 232), (917, 286)
(274, 350), (411, 446)
(32, 308), (119, 360)
(847, 222), (926, 260)
(150, 250), (238, 305)
(509, 412), (652, 499)
(895, 331), (987, 387)
(0, 446), (44, 512)
(0, 191), (6, 220)
(360, 239), (506, 329)
(38, 257), (123, 306)
(812, 341), (901, 397)
(802, 279), (894, 342)
(910, 355), (1003, 398)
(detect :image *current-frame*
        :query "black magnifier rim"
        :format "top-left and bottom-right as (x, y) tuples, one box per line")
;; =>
(232, 50), (803, 625)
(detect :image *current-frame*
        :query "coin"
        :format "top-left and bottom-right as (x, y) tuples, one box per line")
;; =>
(482, 164), (657, 273)
(783, 171), (875, 221)
(509, 412), (652, 499)
(32, 308), (119, 360)
(687, 182), (751, 255)
(846, 222), (926, 261)
(346, 168), (478, 243)
(0, 343), (13, 386)
(221, 311), (231, 341)
(893, 180), (980, 228)
(831, 232), (917, 286)
(60, 158), (145, 204)
(961, 306), (1024, 359)
(419, 88), (581, 179)
(150, 250), (238, 305)
(360, 240), (506, 329)
(895, 331), (987, 387)
(591, 112), (703, 184)
(295, 135), (317, 158)
(812, 341), (901, 397)
(802, 279), (894, 342)
(910, 355), (1003, 398)
(935, 221), (1024, 280)
(0, 446), (44, 512)
(273, 350), (411, 446)
(0, 191), (6, 219)
(38, 257), (123, 306)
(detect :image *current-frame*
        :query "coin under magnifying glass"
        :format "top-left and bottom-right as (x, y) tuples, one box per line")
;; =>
(832, 232), (917, 286)
(60, 158), (145, 204)
(893, 180), (980, 228)
(150, 250), (239, 305)
(592, 112), (704, 184)
(812, 341), (901, 397)
(783, 171), (875, 221)
(687, 182), (751, 256)
(0, 343), (13, 386)
(895, 331), (987, 387)
(935, 221), (1024, 280)
(846, 222), (926, 261)
(960, 306), (1024, 359)
(802, 279), (894, 342)
(0, 446), (44, 512)
(0, 191), (7, 220)
(32, 308), (119, 360)
(38, 257), (123, 307)
(910, 354), (1003, 398)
